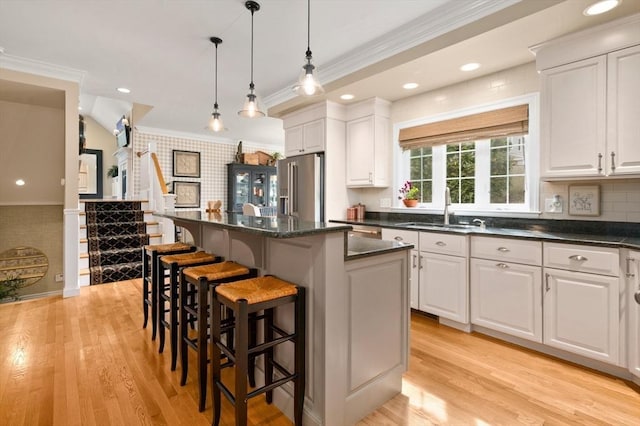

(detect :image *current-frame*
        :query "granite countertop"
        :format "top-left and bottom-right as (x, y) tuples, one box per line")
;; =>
(157, 210), (351, 239)
(332, 218), (640, 250)
(345, 236), (413, 261)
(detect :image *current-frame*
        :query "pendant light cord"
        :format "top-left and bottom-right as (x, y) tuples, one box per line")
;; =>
(306, 0), (311, 57)
(214, 42), (219, 106)
(250, 7), (255, 86)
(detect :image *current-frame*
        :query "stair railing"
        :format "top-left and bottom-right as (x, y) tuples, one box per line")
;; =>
(139, 142), (176, 243)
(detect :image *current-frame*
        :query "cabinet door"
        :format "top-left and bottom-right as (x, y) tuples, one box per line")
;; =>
(250, 171), (267, 207)
(346, 116), (375, 186)
(541, 56), (606, 178)
(627, 251), (640, 380)
(607, 45), (640, 175)
(267, 171), (278, 207)
(419, 252), (467, 323)
(285, 125), (304, 157)
(231, 169), (250, 212)
(303, 119), (325, 154)
(409, 249), (420, 310)
(543, 268), (619, 364)
(470, 259), (542, 342)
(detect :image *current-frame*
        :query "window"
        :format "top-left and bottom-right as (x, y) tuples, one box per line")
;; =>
(397, 95), (539, 213)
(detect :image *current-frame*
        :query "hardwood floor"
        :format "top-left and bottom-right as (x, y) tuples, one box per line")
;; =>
(1, 280), (638, 425)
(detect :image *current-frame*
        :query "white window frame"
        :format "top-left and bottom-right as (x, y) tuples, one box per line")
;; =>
(392, 93), (540, 217)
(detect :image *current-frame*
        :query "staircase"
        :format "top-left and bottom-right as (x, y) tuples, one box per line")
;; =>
(78, 200), (163, 286)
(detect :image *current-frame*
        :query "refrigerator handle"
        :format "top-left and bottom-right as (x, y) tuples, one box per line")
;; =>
(290, 162), (298, 215)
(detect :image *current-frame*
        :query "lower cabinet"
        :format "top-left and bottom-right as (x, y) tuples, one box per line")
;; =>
(419, 232), (468, 324)
(470, 258), (542, 342)
(381, 229), (420, 309)
(543, 268), (619, 364)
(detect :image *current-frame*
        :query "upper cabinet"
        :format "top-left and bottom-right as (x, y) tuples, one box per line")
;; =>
(282, 102), (346, 158)
(284, 118), (325, 157)
(345, 97), (391, 187)
(532, 14), (640, 179)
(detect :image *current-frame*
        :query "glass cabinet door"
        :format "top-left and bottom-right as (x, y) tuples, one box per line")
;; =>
(252, 172), (266, 206)
(268, 173), (278, 207)
(234, 171), (250, 211)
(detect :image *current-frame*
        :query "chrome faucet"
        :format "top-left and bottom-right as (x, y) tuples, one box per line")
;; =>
(444, 186), (451, 225)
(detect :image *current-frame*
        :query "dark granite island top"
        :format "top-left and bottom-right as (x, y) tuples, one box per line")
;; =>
(157, 210), (351, 238)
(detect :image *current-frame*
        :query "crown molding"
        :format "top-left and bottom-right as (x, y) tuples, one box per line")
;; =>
(264, 0), (519, 109)
(135, 126), (282, 151)
(0, 53), (86, 84)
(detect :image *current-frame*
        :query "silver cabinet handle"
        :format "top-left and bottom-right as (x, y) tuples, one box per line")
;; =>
(412, 254), (417, 268)
(597, 153), (603, 174)
(627, 257), (636, 278)
(497, 247), (510, 252)
(611, 152), (616, 172)
(435, 241), (446, 247)
(569, 254), (588, 261)
(545, 273), (550, 293)
(419, 255), (423, 269)
(394, 236), (403, 242)
(496, 263), (509, 269)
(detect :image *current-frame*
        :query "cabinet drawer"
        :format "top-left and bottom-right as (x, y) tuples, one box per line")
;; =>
(543, 242), (619, 276)
(381, 228), (419, 247)
(419, 232), (467, 257)
(471, 236), (542, 266)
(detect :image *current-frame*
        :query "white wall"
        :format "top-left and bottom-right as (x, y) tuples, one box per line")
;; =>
(83, 115), (118, 197)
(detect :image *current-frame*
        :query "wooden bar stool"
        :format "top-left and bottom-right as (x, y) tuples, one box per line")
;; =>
(180, 261), (258, 412)
(211, 276), (306, 426)
(143, 242), (196, 340)
(157, 251), (222, 370)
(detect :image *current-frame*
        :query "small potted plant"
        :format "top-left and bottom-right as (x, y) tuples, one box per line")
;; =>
(107, 165), (119, 198)
(398, 180), (420, 207)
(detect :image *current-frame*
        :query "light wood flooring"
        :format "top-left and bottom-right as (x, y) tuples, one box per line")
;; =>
(1, 279), (638, 425)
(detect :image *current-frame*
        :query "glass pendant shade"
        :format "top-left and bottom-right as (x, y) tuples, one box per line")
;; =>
(239, 83), (265, 118)
(295, 53), (324, 96)
(208, 105), (224, 132)
(238, 1), (265, 118)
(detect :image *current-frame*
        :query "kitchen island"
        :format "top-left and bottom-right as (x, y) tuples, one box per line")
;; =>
(156, 211), (412, 425)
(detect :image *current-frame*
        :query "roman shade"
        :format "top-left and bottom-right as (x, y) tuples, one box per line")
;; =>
(398, 104), (529, 150)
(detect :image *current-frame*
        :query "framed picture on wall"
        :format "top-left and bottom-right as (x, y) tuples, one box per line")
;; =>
(173, 150), (200, 178)
(174, 181), (200, 208)
(569, 184), (600, 216)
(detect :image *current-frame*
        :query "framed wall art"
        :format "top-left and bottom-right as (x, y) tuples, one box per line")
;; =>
(173, 150), (200, 178)
(174, 181), (201, 208)
(568, 184), (600, 216)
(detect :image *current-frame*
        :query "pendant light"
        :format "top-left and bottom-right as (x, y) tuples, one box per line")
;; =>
(238, 1), (265, 118)
(294, 0), (324, 96)
(208, 36), (225, 132)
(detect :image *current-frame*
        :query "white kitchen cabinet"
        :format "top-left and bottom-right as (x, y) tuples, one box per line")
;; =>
(345, 97), (390, 188)
(626, 250), (640, 382)
(418, 232), (468, 323)
(540, 56), (606, 178)
(607, 45), (640, 175)
(533, 15), (640, 179)
(284, 118), (325, 157)
(470, 236), (543, 342)
(543, 242), (621, 365)
(381, 228), (419, 309)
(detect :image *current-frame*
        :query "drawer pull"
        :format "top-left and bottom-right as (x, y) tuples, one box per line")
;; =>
(497, 247), (510, 252)
(394, 236), (403, 242)
(496, 263), (509, 269)
(419, 255), (424, 269)
(412, 254), (417, 268)
(569, 255), (588, 262)
(435, 241), (446, 247)
(627, 258), (636, 278)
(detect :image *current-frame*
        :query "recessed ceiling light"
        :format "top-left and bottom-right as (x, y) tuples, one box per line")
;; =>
(583, 0), (620, 16)
(340, 94), (355, 100)
(117, 87), (131, 94)
(460, 63), (480, 72)
(16, 179), (25, 186)
(403, 82), (419, 90)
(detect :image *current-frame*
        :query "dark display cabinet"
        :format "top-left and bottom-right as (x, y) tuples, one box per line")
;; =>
(226, 163), (277, 213)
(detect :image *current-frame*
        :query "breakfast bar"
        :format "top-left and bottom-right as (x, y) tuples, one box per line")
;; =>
(157, 211), (412, 426)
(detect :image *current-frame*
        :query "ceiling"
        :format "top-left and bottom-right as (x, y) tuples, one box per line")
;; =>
(1, 0), (638, 147)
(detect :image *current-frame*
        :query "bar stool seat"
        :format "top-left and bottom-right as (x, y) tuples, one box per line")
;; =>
(211, 276), (306, 426)
(143, 242), (196, 339)
(158, 251), (221, 371)
(180, 261), (258, 412)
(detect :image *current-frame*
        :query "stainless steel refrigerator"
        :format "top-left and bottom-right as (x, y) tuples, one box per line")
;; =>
(277, 153), (324, 222)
